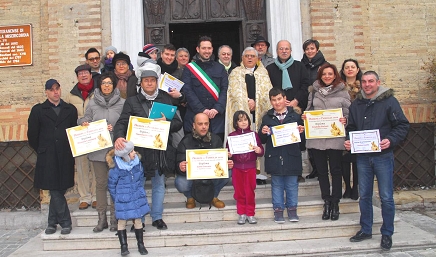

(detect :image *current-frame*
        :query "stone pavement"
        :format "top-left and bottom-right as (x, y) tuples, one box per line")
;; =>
(0, 228), (42, 257)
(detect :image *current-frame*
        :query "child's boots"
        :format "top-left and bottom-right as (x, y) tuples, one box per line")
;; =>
(117, 229), (129, 256)
(135, 228), (148, 255)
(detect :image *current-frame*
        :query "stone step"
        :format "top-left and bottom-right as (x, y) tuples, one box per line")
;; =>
(73, 196), (360, 227)
(43, 211), (384, 251)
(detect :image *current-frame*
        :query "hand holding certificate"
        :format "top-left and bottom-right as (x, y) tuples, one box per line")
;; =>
(349, 129), (381, 154)
(271, 122), (301, 147)
(186, 149), (229, 180)
(66, 119), (112, 157)
(126, 116), (170, 150)
(304, 108), (345, 139)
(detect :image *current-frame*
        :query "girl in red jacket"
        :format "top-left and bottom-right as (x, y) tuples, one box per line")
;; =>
(226, 110), (264, 225)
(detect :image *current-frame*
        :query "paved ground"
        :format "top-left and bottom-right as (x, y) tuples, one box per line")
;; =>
(0, 228), (42, 257)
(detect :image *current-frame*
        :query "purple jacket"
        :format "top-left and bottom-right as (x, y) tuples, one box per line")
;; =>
(226, 128), (264, 170)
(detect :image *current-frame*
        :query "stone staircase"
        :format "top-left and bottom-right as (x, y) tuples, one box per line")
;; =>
(40, 176), (436, 256)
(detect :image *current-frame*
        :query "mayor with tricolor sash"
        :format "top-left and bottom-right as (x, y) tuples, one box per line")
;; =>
(181, 36), (229, 141)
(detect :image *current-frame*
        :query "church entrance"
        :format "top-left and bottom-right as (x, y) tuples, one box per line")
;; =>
(169, 21), (242, 63)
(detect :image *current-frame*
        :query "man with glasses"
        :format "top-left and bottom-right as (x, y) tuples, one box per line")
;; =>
(217, 45), (237, 75)
(85, 48), (103, 79)
(66, 64), (98, 210)
(266, 40), (310, 182)
(251, 36), (275, 68)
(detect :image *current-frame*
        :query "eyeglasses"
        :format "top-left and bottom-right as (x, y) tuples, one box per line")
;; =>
(78, 71), (90, 76)
(101, 81), (113, 85)
(116, 62), (128, 66)
(244, 54), (256, 58)
(88, 57), (100, 62)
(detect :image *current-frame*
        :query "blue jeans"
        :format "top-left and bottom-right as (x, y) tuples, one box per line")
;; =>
(146, 170), (165, 222)
(174, 175), (229, 198)
(271, 175), (298, 210)
(357, 152), (395, 236)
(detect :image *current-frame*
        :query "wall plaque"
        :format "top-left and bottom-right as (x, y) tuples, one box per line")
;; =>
(0, 24), (32, 67)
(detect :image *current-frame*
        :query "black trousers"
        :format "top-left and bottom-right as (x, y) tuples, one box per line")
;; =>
(311, 149), (343, 203)
(48, 190), (72, 228)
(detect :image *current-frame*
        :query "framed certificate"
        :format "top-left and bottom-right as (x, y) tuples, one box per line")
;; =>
(186, 149), (229, 180)
(66, 119), (112, 157)
(349, 129), (381, 154)
(304, 108), (345, 139)
(271, 122), (301, 147)
(227, 132), (256, 154)
(126, 116), (170, 150)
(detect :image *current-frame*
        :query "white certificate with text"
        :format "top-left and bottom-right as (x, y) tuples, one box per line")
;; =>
(271, 122), (301, 147)
(227, 132), (257, 154)
(126, 116), (170, 151)
(349, 129), (381, 154)
(66, 119), (112, 157)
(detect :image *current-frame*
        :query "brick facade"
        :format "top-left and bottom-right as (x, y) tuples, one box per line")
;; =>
(0, 0), (435, 142)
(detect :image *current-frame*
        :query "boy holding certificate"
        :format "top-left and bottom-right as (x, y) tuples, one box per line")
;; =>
(259, 88), (305, 223)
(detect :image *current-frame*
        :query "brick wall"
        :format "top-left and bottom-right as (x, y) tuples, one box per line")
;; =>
(0, 0), (102, 142)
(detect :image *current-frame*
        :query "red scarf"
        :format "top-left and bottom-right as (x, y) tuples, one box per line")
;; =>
(78, 79), (94, 100)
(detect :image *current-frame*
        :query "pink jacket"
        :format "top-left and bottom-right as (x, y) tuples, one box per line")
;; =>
(226, 128), (264, 170)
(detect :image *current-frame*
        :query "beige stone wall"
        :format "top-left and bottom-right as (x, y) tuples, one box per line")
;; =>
(0, 0), (435, 142)
(0, 0), (103, 141)
(306, 0), (436, 122)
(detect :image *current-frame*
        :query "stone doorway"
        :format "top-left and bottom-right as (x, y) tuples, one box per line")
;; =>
(169, 21), (242, 63)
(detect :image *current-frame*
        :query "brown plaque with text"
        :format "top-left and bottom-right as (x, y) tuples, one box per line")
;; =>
(0, 24), (33, 67)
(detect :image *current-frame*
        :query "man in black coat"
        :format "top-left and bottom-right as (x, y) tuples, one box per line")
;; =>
(27, 79), (78, 235)
(113, 69), (183, 230)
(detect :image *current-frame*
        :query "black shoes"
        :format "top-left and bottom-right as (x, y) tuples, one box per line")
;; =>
(350, 231), (372, 242)
(381, 235), (392, 251)
(322, 201), (331, 220)
(298, 175), (305, 183)
(60, 226), (72, 235)
(45, 225), (57, 234)
(152, 219), (167, 230)
(330, 202), (340, 221)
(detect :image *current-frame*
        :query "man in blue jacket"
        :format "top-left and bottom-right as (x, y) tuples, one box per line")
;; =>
(345, 71), (409, 251)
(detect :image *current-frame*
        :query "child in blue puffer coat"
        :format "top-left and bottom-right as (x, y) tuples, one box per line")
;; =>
(108, 141), (150, 256)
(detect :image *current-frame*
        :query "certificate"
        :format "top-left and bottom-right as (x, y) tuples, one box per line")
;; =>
(271, 122), (301, 147)
(227, 132), (256, 154)
(349, 129), (381, 154)
(186, 149), (229, 180)
(304, 108), (345, 139)
(158, 72), (184, 92)
(126, 116), (170, 150)
(66, 119), (112, 157)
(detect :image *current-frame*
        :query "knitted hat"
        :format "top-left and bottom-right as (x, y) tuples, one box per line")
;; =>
(45, 79), (60, 90)
(112, 52), (131, 67)
(104, 46), (117, 56)
(142, 44), (159, 55)
(74, 64), (92, 75)
(115, 141), (135, 162)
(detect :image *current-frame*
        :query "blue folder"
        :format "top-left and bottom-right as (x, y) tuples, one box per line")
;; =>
(148, 102), (177, 120)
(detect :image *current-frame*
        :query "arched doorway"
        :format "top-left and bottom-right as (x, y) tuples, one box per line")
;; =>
(169, 21), (242, 63)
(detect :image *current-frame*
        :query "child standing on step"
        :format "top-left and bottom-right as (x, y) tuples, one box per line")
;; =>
(259, 88), (305, 223)
(108, 141), (150, 256)
(226, 110), (264, 225)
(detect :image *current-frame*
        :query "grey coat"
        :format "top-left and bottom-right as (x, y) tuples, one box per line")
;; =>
(78, 88), (125, 162)
(305, 81), (351, 150)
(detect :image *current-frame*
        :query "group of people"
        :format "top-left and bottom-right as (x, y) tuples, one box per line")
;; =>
(27, 35), (409, 255)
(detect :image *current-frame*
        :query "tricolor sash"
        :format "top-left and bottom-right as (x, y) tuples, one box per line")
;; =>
(186, 62), (220, 101)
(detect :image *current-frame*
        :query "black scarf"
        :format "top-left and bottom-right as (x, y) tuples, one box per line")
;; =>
(301, 50), (326, 70)
(157, 58), (178, 75)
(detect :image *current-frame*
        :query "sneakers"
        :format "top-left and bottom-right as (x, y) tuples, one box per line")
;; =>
(186, 197), (196, 209)
(211, 197), (225, 208)
(287, 207), (299, 222)
(237, 214), (247, 225)
(247, 216), (257, 224)
(274, 208), (285, 223)
(350, 231), (372, 242)
(380, 235), (392, 251)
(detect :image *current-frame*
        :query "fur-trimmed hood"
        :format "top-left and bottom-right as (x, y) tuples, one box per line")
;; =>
(356, 86), (393, 101)
(106, 148), (141, 169)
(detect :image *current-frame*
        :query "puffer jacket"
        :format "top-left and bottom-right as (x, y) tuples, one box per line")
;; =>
(346, 87), (409, 156)
(77, 88), (125, 162)
(65, 80), (97, 118)
(181, 58), (228, 134)
(226, 128), (264, 170)
(107, 149), (150, 220)
(113, 90), (183, 176)
(176, 132), (223, 176)
(305, 81), (351, 150)
(258, 107), (303, 176)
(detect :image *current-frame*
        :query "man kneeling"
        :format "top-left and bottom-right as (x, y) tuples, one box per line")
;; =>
(175, 113), (233, 209)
